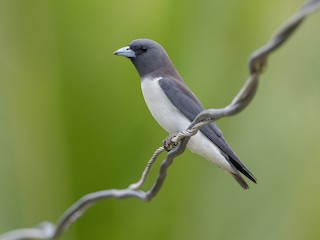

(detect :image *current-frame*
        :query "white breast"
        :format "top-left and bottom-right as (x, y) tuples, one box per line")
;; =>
(141, 77), (190, 133)
(140, 77), (233, 173)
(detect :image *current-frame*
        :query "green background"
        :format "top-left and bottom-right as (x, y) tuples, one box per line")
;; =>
(1, 0), (320, 239)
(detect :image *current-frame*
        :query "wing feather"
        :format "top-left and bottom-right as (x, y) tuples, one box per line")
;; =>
(158, 78), (256, 183)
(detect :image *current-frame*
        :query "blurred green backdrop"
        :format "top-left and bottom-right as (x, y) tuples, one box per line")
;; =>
(1, 0), (320, 239)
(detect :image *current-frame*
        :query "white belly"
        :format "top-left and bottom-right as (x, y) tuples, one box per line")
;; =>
(140, 77), (234, 173)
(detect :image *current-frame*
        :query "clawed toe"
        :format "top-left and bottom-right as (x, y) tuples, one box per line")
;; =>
(162, 134), (178, 152)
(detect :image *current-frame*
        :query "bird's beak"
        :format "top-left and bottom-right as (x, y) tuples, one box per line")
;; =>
(113, 46), (136, 58)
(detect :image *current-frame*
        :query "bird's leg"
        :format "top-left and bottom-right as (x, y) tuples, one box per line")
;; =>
(129, 132), (182, 190)
(162, 133), (178, 152)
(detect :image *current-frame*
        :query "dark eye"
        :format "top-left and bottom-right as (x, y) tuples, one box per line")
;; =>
(140, 46), (147, 52)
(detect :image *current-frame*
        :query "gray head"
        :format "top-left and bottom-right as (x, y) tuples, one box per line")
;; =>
(114, 39), (181, 79)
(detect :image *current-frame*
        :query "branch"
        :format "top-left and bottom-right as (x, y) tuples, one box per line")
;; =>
(1, 1), (319, 239)
(194, 0), (320, 125)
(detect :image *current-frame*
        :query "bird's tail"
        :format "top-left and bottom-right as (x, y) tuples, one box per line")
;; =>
(231, 173), (250, 190)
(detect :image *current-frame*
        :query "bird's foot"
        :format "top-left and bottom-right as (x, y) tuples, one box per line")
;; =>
(162, 134), (178, 152)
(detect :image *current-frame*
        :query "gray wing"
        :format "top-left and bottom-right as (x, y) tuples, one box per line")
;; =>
(158, 77), (256, 183)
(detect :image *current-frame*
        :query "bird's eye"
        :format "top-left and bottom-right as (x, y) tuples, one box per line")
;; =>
(140, 46), (147, 52)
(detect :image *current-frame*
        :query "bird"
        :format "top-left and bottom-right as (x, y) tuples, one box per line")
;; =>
(113, 38), (256, 189)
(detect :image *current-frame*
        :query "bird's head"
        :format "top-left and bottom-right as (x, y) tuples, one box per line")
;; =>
(114, 39), (178, 79)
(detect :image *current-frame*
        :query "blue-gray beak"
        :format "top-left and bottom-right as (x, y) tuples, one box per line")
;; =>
(113, 46), (136, 58)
